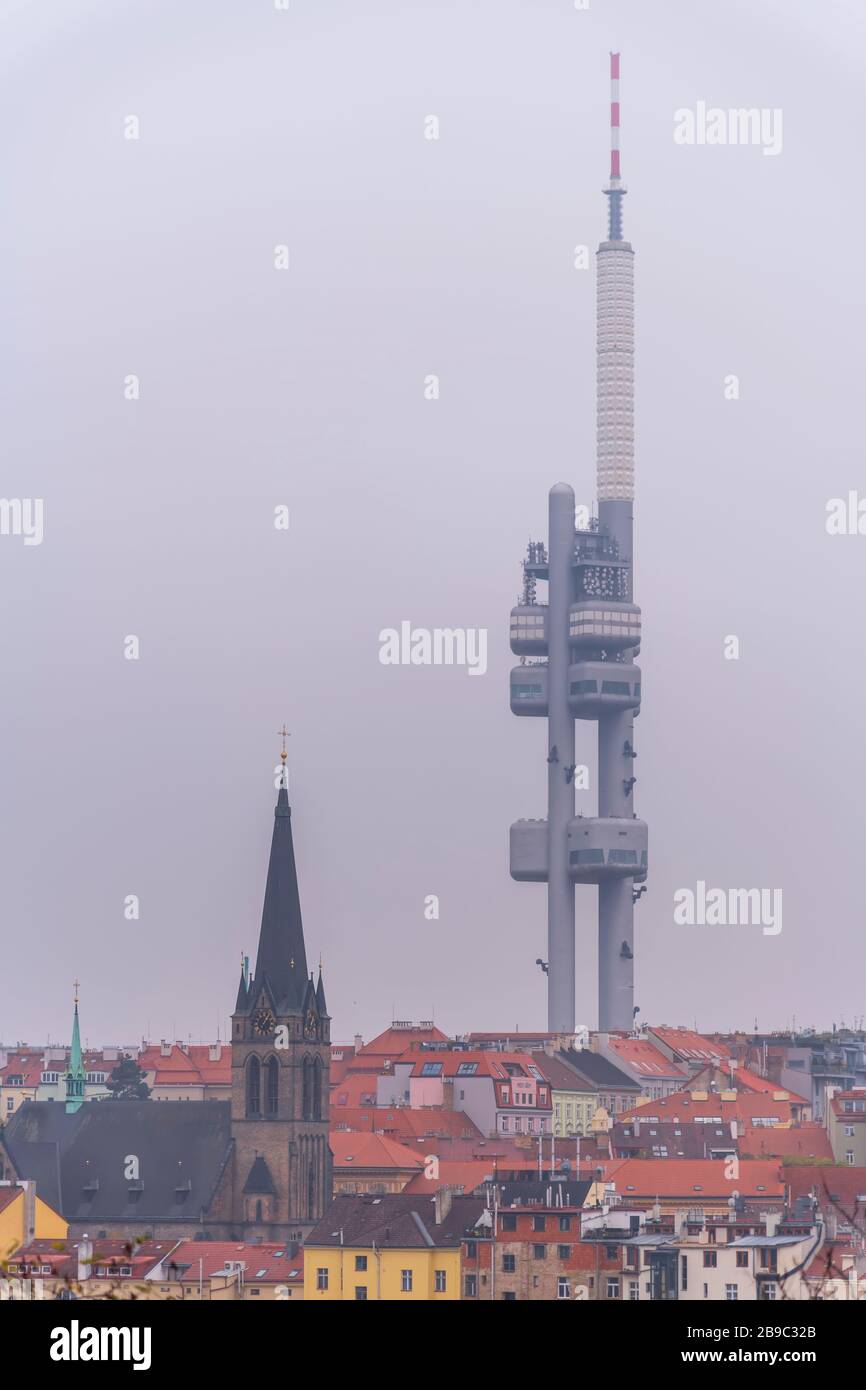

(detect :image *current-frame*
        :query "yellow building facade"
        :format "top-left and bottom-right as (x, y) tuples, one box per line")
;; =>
(304, 1244), (461, 1301)
(0, 1184), (67, 1258)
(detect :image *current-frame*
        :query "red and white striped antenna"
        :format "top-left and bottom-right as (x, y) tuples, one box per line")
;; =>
(604, 51), (626, 240)
(609, 51), (621, 184)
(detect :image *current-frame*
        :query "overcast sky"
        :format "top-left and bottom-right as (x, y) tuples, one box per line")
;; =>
(2, 0), (865, 1048)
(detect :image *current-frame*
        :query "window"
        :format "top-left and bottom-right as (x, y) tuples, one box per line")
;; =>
(355, 1255), (367, 1272)
(465, 1275), (477, 1297)
(420, 1062), (443, 1077)
(501, 1214), (517, 1232)
(465, 1241), (477, 1259)
(401, 1269), (413, 1292)
(558, 1245), (571, 1260)
(846, 1151), (855, 1165)
(557, 1278), (570, 1299)
(844, 1126), (855, 1137)
(246, 1057), (261, 1116)
(265, 1056), (279, 1116)
(532, 1215), (546, 1232)
(606, 1278), (620, 1299)
(725, 1284), (738, 1301)
(703, 1251), (717, 1268)
(456, 1062), (477, 1076)
(605, 1245), (618, 1260)
(355, 1286), (367, 1300)
(736, 1251), (749, 1269)
(533, 1245), (546, 1260)
(502, 1254), (516, 1273)
(761, 1283), (777, 1301)
(503, 1291), (516, 1300)
(434, 1270), (446, 1293)
(558, 1216), (571, 1232)
(316, 1268), (328, 1291)
(681, 1255), (688, 1290)
(629, 1281), (639, 1301)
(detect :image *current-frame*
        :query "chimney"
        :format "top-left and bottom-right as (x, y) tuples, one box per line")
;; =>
(353, 1034), (363, 1052)
(434, 1186), (453, 1226)
(160, 1040), (171, 1058)
(77, 1237), (93, 1284)
(209, 1042), (222, 1062)
(442, 1079), (455, 1111)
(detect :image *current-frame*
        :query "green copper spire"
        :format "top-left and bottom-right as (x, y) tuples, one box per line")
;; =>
(65, 980), (86, 1114)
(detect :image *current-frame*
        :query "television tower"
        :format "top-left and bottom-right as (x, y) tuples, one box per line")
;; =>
(509, 53), (647, 1033)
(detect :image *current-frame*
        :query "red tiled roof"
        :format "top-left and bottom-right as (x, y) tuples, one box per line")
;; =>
(347, 1025), (451, 1069)
(138, 1043), (230, 1087)
(648, 1028), (732, 1063)
(620, 1091), (793, 1126)
(601, 1157), (784, 1199)
(786, 1166), (866, 1215)
(331, 1074), (382, 1108)
(739, 1126), (833, 1161)
(605, 1039), (689, 1078)
(330, 1132), (425, 1172)
(166, 1241), (302, 1284)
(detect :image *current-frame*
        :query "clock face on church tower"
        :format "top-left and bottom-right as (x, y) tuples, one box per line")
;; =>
(304, 1008), (317, 1040)
(252, 1007), (275, 1036)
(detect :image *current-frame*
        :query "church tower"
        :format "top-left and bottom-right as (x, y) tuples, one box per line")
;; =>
(230, 737), (332, 1241)
(65, 982), (86, 1114)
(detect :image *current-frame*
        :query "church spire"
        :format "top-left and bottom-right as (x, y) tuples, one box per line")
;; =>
(248, 732), (308, 1013)
(65, 981), (86, 1113)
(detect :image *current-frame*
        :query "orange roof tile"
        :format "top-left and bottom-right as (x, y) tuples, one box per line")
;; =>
(330, 1132), (425, 1171)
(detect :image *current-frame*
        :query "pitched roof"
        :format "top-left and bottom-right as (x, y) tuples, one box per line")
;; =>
(604, 1038), (689, 1080)
(786, 1165), (866, 1217)
(242, 1155), (278, 1195)
(619, 1091), (793, 1126)
(647, 1028), (732, 1064)
(329, 1132), (425, 1172)
(346, 1024), (451, 1069)
(138, 1043), (231, 1087)
(305, 1193), (486, 1249)
(601, 1157), (784, 1200)
(531, 1051), (610, 1093)
(739, 1126), (833, 1161)
(557, 1048), (643, 1091)
(165, 1240), (303, 1284)
(5, 1100), (232, 1224)
(611, 1122), (728, 1159)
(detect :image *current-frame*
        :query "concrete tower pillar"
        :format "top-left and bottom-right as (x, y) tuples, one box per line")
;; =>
(547, 483), (576, 1032)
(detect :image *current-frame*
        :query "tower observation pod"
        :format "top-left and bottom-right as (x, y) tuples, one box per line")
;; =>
(509, 53), (646, 1033)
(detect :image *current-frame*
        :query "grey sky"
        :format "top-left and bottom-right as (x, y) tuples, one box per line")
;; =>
(2, 0), (865, 1046)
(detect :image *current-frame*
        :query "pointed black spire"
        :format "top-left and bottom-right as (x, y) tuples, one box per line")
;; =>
(235, 956), (249, 1013)
(251, 782), (308, 1013)
(315, 963), (327, 1016)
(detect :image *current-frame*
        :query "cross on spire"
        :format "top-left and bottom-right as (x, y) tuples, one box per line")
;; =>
(278, 724), (291, 763)
(73, 978), (80, 1006)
